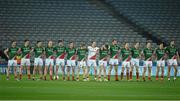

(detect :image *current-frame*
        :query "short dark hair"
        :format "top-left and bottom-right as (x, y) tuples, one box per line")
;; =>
(24, 39), (29, 42)
(58, 39), (63, 43)
(11, 40), (16, 44)
(37, 41), (41, 44)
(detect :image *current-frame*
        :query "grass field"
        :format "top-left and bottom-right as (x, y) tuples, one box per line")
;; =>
(0, 75), (179, 100)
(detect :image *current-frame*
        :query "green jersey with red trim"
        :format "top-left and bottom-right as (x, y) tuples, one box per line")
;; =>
(131, 47), (141, 58)
(77, 48), (87, 61)
(166, 46), (178, 59)
(143, 48), (154, 61)
(45, 47), (54, 59)
(34, 47), (44, 58)
(54, 46), (66, 59)
(66, 48), (76, 60)
(8, 47), (19, 60)
(109, 44), (120, 59)
(21, 46), (31, 59)
(121, 48), (131, 61)
(99, 49), (108, 61)
(156, 48), (166, 60)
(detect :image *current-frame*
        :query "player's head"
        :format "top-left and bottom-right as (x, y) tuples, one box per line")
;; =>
(11, 40), (17, 47)
(170, 40), (175, 47)
(112, 39), (117, 45)
(146, 41), (151, 48)
(159, 42), (164, 49)
(58, 39), (64, 46)
(80, 42), (86, 49)
(37, 41), (42, 47)
(102, 44), (108, 50)
(69, 41), (74, 48)
(48, 40), (53, 47)
(91, 41), (96, 47)
(24, 39), (30, 46)
(134, 42), (140, 49)
(124, 42), (129, 49)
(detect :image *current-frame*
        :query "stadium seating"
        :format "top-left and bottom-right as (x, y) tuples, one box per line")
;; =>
(0, 0), (155, 49)
(105, 0), (180, 50)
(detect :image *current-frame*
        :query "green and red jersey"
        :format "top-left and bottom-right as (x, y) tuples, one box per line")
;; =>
(121, 48), (131, 61)
(45, 46), (54, 59)
(21, 46), (31, 59)
(8, 47), (19, 60)
(155, 48), (166, 60)
(34, 47), (44, 58)
(77, 48), (87, 61)
(109, 44), (120, 59)
(54, 46), (66, 59)
(66, 47), (76, 60)
(131, 47), (141, 59)
(143, 48), (154, 61)
(166, 46), (178, 59)
(99, 49), (109, 61)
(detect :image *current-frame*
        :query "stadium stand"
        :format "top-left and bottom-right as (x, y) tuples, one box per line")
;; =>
(105, 0), (180, 51)
(0, 0), (156, 49)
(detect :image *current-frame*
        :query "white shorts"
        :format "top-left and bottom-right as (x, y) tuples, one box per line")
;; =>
(131, 58), (139, 67)
(56, 58), (65, 66)
(21, 58), (31, 66)
(157, 60), (165, 67)
(122, 61), (131, 68)
(34, 58), (43, 66)
(144, 61), (152, 67)
(109, 59), (119, 65)
(168, 59), (178, 66)
(45, 59), (54, 66)
(78, 61), (86, 67)
(8, 60), (17, 67)
(67, 60), (76, 67)
(87, 59), (97, 67)
(99, 60), (107, 67)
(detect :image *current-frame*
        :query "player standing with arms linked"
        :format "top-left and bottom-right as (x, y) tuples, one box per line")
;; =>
(86, 41), (99, 81)
(166, 40), (179, 81)
(108, 39), (120, 81)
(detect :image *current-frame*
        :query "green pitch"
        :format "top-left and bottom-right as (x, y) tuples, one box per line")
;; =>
(0, 75), (179, 100)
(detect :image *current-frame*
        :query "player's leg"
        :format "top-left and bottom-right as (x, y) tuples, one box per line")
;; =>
(13, 60), (18, 80)
(142, 66), (147, 81)
(108, 64), (113, 81)
(160, 66), (164, 80)
(114, 64), (119, 81)
(44, 65), (48, 80)
(86, 60), (91, 81)
(66, 66), (70, 81)
(135, 65), (140, 81)
(130, 65), (134, 80)
(82, 66), (86, 81)
(173, 65), (178, 80)
(19, 58), (24, 80)
(167, 60), (171, 80)
(72, 66), (75, 81)
(103, 65), (107, 81)
(49, 64), (53, 80)
(126, 63), (130, 81)
(148, 66), (152, 81)
(55, 64), (59, 80)
(38, 65), (43, 79)
(121, 64), (125, 80)
(98, 64), (103, 81)
(156, 65), (160, 81)
(76, 62), (81, 81)
(61, 64), (65, 80)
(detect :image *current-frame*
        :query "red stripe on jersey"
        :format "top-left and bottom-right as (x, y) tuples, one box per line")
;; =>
(25, 53), (30, 59)
(126, 56), (131, 61)
(90, 55), (96, 60)
(70, 55), (76, 60)
(59, 53), (66, 59)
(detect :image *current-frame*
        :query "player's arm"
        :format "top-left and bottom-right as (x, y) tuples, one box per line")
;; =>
(177, 51), (179, 62)
(4, 48), (9, 59)
(140, 50), (144, 60)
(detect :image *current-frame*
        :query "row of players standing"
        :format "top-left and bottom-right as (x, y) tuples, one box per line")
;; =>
(4, 39), (179, 81)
